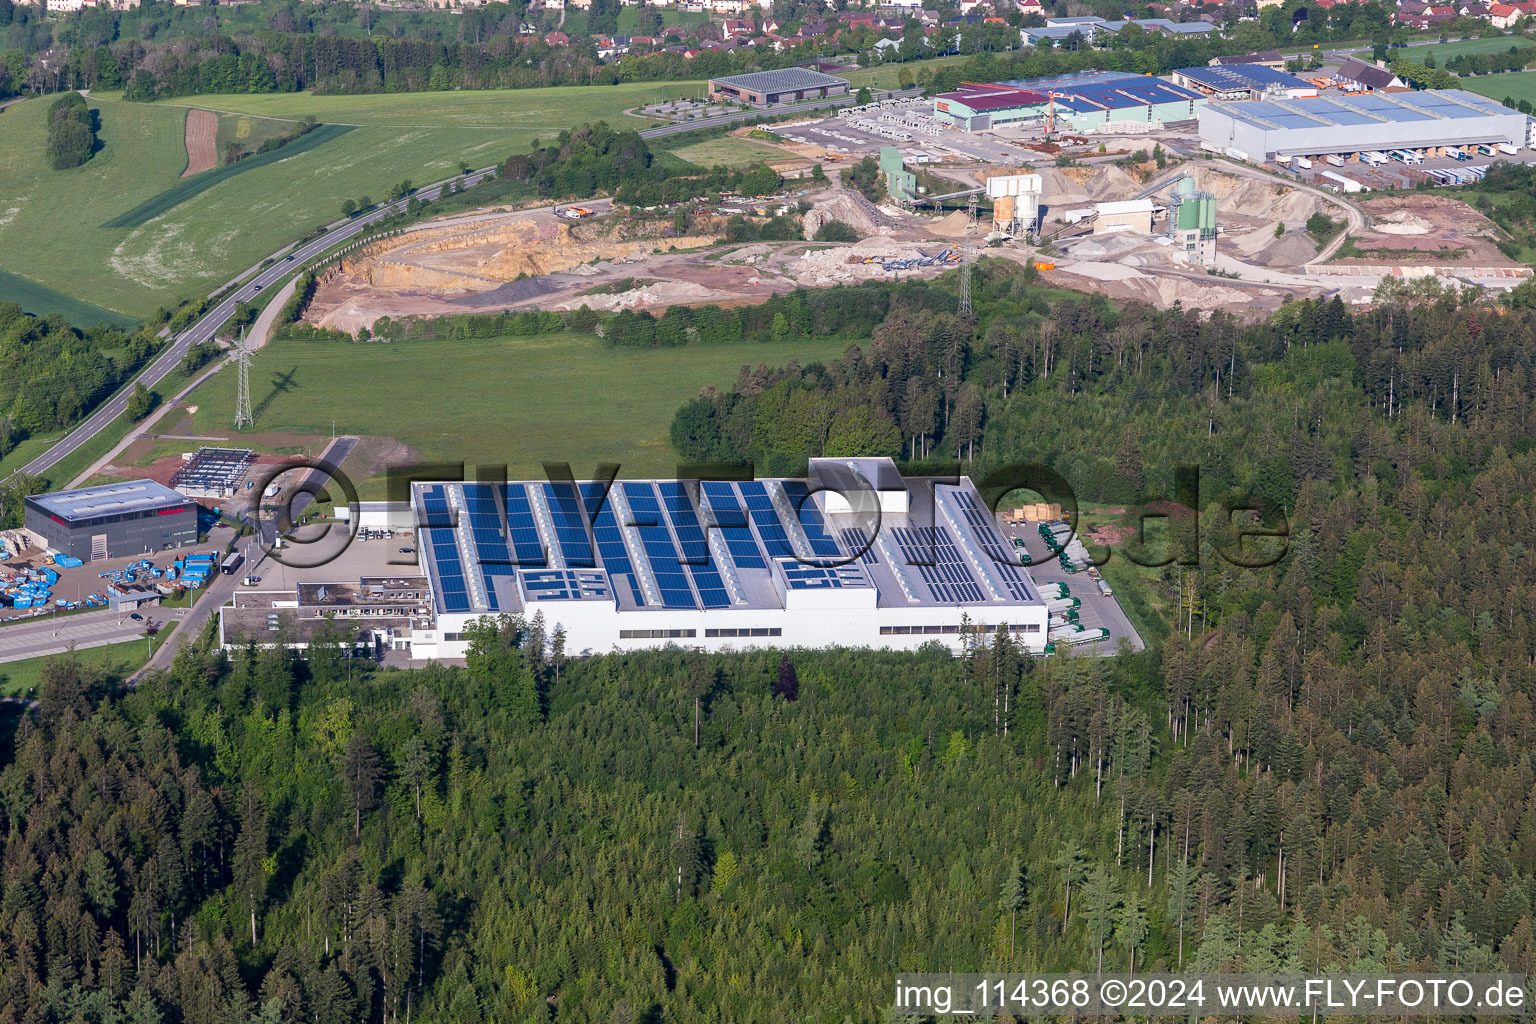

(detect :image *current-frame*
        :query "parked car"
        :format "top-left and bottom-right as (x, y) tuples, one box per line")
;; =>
(130, 613), (143, 621)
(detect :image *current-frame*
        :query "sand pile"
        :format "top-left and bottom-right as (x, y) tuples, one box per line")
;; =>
(1251, 230), (1321, 267)
(1059, 232), (1149, 260)
(801, 188), (896, 240)
(928, 210), (973, 239)
(1374, 211), (1432, 235)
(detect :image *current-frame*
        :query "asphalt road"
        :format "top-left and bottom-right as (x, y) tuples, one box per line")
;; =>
(18, 166), (499, 480)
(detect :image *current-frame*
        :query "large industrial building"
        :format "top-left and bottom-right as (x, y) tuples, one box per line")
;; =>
(379, 458), (1050, 659)
(1171, 63), (1317, 101)
(25, 480), (198, 561)
(1199, 89), (1527, 162)
(934, 72), (1204, 132)
(707, 67), (849, 107)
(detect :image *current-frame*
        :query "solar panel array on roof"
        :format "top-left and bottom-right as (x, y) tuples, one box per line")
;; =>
(779, 561), (869, 591)
(623, 483), (698, 609)
(890, 526), (986, 604)
(951, 491), (1033, 603)
(780, 480), (844, 560)
(520, 569), (610, 602)
(1286, 97), (1375, 125)
(543, 482), (596, 567)
(583, 481), (642, 603)
(659, 482), (731, 608)
(710, 67), (848, 95)
(839, 527), (879, 565)
(738, 482), (797, 560)
(1176, 64), (1311, 91)
(701, 481), (766, 570)
(427, 527), (472, 613)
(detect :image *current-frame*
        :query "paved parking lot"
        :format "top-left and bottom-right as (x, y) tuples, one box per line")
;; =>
(1001, 523), (1144, 655)
(0, 608), (165, 667)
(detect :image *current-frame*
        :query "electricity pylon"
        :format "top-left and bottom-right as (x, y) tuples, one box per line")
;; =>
(958, 254), (973, 316)
(234, 328), (253, 430)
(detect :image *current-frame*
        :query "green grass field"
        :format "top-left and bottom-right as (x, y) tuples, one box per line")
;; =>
(665, 135), (788, 167)
(0, 639), (151, 698)
(182, 332), (853, 492)
(157, 81), (703, 129)
(0, 84), (702, 319)
(105, 123), (358, 229)
(1463, 69), (1536, 104)
(0, 268), (140, 329)
(1354, 35), (1535, 64)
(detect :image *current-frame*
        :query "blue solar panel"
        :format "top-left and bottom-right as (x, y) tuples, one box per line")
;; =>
(658, 482), (731, 608)
(521, 568), (610, 602)
(739, 482), (796, 559)
(583, 481), (641, 602)
(779, 481), (844, 560)
(781, 562), (867, 590)
(840, 527), (879, 565)
(419, 485), (454, 527)
(702, 482), (765, 569)
(891, 526), (986, 604)
(953, 492), (1032, 603)
(543, 482), (596, 567)
(622, 482), (697, 609)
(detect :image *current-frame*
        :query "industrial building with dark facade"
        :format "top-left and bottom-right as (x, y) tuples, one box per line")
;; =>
(25, 480), (198, 561)
(707, 67), (849, 107)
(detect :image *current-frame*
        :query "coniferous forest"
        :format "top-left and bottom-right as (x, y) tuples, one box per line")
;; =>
(5, 268), (1536, 1022)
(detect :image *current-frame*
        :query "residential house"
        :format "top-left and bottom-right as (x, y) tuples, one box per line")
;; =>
(723, 16), (755, 33)
(544, 29), (570, 44)
(1333, 56), (1406, 91)
(1489, 0), (1536, 25)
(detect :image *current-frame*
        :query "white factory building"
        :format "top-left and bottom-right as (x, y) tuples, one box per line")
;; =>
(401, 458), (1049, 658)
(1198, 89), (1527, 162)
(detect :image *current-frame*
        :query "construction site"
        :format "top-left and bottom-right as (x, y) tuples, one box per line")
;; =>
(295, 114), (1531, 333)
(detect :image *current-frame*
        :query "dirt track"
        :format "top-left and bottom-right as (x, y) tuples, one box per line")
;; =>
(182, 109), (219, 178)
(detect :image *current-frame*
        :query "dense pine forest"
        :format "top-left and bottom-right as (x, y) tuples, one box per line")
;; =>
(5, 269), (1536, 1022)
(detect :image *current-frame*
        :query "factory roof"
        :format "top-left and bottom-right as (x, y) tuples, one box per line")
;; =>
(935, 84), (1048, 111)
(1213, 49), (1282, 65)
(28, 479), (190, 523)
(1175, 63), (1314, 92)
(1001, 72), (1203, 109)
(1206, 89), (1519, 132)
(708, 67), (848, 93)
(413, 460), (1039, 617)
(1096, 198), (1157, 215)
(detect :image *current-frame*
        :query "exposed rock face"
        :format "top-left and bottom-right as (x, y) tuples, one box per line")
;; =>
(800, 189), (895, 240)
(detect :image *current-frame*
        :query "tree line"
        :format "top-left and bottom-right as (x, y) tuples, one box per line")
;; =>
(0, 302), (162, 475)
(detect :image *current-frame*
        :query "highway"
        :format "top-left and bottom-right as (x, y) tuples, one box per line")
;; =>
(18, 165), (499, 479)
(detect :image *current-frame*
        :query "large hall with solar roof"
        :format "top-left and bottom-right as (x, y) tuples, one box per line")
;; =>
(1197, 90), (1528, 162)
(408, 458), (1048, 658)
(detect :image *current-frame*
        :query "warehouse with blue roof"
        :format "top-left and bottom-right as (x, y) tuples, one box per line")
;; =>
(1198, 89), (1528, 162)
(407, 457), (1049, 658)
(934, 72), (1204, 131)
(1172, 64), (1318, 100)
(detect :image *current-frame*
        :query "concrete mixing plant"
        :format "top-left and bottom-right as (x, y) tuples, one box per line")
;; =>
(1166, 174), (1217, 265)
(985, 173), (1043, 239)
